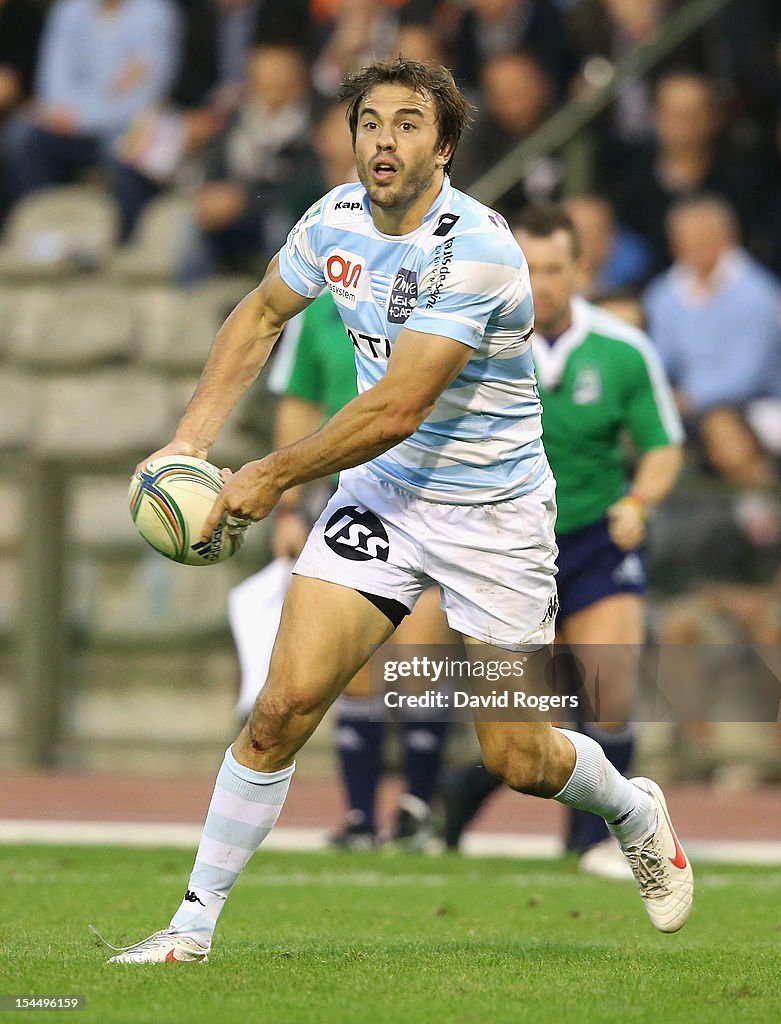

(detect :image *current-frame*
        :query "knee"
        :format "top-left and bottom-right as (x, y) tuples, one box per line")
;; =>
(482, 731), (558, 797)
(246, 686), (320, 754)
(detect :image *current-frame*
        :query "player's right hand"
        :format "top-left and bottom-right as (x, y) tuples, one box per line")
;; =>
(134, 438), (207, 476)
(271, 509), (310, 559)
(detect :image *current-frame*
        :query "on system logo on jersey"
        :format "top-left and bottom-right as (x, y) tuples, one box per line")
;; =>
(326, 248), (364, 308)
(323, 506), (390, 561)
(388, 268), (417, 324)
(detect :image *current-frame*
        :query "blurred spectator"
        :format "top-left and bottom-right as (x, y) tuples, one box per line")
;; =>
(644, 195), (781, 420)
(644, 194), (781, 501)
(567, 0), (708, 143)
(607, 72), (766, 272)
(596, 291), (646, 330)
(180, 43), (316, 281)
(170, 0), (304, 110)
(563, 193), (651, 297)
(452, 51), (557, 211)
(0, 0), (45, 224)
(715, 0), (781, 135)
(257, 99), (357, 233)
(113, 0), (277, 232)
(308, 101), (358, 190)
(0, 1), (44, 118)
(309, 0), (437, 97)
(765, 118), (781, 279)
(392, 22), (446, 65)
(453, 0), (576, 95)
(2, 0), (183, 239)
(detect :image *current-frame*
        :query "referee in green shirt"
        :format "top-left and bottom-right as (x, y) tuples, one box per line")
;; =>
(444, 205), (683, 876)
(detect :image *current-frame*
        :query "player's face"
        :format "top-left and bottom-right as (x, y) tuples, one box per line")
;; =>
(515, 229), (580, 336)
(354, 84), (451, 228)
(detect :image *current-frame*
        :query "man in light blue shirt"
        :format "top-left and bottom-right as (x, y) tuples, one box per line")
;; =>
(3, 0), (182, 237)
(644, 195), (781, 416)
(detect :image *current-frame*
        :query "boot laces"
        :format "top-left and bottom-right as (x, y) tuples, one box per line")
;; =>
(624, 836), (672, 900)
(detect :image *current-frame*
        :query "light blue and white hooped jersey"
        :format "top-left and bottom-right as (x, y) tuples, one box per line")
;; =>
(278, 178), (549, 504)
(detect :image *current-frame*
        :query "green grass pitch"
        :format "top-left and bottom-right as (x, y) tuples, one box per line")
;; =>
(1, 846), (780, 1024)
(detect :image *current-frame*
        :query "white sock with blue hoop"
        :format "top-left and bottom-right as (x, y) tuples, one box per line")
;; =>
(169, 746), (294, 944)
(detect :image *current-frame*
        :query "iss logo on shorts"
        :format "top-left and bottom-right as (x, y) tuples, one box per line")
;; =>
(325, 248), (364, 309)
(323, 506), (390, 561)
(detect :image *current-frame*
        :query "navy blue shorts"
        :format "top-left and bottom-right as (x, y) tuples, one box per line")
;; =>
(556, 517), (646, 621)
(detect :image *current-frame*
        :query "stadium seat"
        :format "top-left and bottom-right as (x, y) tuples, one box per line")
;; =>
(68, 476), (144, 552)
(106, 193), (193, 282)
(0, 368), (35, 451)
(7, 284), (136, 371)
(33, 370), (172, 459)
(86, 548), (239, 641)
(0, 288), (15, 350)
(0, 185), (120, 281)
(136, 277), (255, 373)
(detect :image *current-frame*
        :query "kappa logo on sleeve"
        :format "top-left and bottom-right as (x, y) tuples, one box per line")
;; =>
(325, 248), (364, 309)
(323, 506), (390, 561)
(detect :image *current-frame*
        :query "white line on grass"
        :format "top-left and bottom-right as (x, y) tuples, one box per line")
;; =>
(1, 820), (781, 865)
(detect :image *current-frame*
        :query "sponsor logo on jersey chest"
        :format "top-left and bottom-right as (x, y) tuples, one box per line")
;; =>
(388, 267), (417, 324)
(325, 248), (364, 308)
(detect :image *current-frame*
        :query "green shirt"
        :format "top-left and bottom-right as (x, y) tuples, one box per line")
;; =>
(284, 291), (358, 416)
(533, 299), (683, 535)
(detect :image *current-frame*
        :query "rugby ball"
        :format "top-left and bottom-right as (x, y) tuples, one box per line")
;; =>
(128, 455), (243, 566)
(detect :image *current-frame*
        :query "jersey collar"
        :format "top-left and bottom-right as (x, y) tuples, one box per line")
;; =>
(532, 297), (591, 390)
(363, 177), (453, 240)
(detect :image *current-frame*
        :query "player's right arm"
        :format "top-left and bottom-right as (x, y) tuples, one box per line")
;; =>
(137, 254), (312, 470)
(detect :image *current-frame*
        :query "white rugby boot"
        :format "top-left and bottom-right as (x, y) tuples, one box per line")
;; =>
(89, 925), (209, 964)
(617, 777), (694, 933)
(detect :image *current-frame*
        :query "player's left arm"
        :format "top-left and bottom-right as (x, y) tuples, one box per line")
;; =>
(200, 328), (472, 538)
(608, 339), (685, 551)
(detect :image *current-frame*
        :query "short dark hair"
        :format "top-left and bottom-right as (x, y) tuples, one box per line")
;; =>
(339, 57), (471, 175)
(512, 203), (581, 260)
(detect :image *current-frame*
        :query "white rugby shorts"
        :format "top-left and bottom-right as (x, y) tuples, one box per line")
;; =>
(293, 466), (559, 650)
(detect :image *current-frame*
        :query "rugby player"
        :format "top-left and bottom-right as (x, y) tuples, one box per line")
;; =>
(99, 59), (692, 963)
(267, 290), (455, 849)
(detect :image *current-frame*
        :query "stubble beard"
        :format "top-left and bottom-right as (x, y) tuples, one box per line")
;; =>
(359, 157), (438, 212)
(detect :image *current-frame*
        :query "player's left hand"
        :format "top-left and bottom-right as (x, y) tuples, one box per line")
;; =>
(200, 459), (283, 541)
(607, 496), (647, 551)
